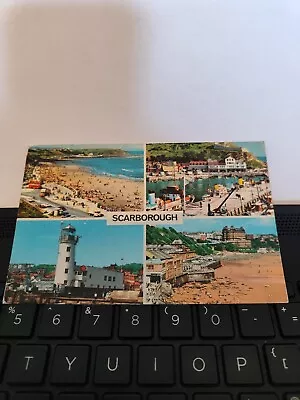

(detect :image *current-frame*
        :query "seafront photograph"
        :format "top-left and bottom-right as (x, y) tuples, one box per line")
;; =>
(146, 142), (273, 217)
(145, 217), (287, 304)
(18, 144), (145, 219)
(4, 220), (143, 304)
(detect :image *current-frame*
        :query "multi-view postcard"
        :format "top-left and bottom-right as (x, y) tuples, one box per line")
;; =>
(3, 141), (288, 305)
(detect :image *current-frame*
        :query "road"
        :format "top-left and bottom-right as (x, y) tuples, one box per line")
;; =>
(21, 190), (90, 218)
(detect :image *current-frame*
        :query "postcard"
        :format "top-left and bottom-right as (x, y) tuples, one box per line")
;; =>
(3, 220), (143, 304)
(18, 144), (144, 219)
(145, 217), (287, 304)
(3, 141), (288, 305)
(146, 142), (272, 217)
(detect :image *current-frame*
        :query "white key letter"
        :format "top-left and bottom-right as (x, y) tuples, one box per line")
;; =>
(66, 357), (77, 371)
(25, 356), (33, 371)
(282, 358), (289, 370)
(193, 357), (206, 372)
(107, 357), (119, 372)
(236, 357), (247, 371)
(154, 357), (157, 372)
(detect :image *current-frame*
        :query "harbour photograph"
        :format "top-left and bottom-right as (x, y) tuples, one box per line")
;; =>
(146, 142), (273, 217)
(4, 220), (144, 304)
(145, 217), (287, 304)
(18, 144), (145, 219)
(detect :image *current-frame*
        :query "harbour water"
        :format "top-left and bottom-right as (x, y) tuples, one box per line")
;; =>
(147, 176), (265, 202)
(57, 151), (144, 180)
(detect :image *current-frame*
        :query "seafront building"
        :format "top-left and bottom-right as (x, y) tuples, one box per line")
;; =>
(147, 155), (248, 176)
(222, 226), (252, 248)
(146, 244), (220, 286)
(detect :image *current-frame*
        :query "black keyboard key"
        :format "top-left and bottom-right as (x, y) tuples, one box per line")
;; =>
(240, 395), (278, 400)
(0, 345), (8, 378)
(181, 346), (218, 385)
(159, 305), (192, 338)
(286, 281), (295, 299)
(265, 345), (300, 384)
(194, 396), (232, 400)
(94, 346), (131, 385)
(57, 394), (96, 400)
(6, 345), (48, 384)
(199, 305), (233, 338)
(237, 305), (274, 337)
(0, 305), (36, 337)
(79, 305), (113, 338)
(276, 304), (300, 337)
(149, 395), (186, 400)
(103, 396), (141, 400)
(223, 346), (262, 385)
(13, 394), (50, 400)
(0, 394), (6, 400)
(0, 283), (4, 298)
(38, 305), (75, 338)
(51, 345), (90, 385)
(119, 306), (152, 338)
(138, 346), (174, 385)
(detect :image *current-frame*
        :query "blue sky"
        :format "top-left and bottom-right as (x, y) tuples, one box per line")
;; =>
(30, 144), (144, 152)
(234, 142), (266, 158)
(165, 217), (278, 235)
(10, 220), (144, 266)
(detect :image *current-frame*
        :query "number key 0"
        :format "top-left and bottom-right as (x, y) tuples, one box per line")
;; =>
(119, 306), (152, 338)
(38, 305), (75, 338)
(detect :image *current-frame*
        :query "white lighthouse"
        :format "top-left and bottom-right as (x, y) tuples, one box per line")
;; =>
(54, 224), (79, 287)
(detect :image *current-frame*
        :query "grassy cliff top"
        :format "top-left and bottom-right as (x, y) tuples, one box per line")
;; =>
(146, 142), (265, 168)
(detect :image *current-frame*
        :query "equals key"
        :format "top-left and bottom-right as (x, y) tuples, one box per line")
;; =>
(276, 304), (300, 337)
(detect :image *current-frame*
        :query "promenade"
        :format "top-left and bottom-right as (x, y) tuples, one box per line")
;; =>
(185, 181), (272, 216)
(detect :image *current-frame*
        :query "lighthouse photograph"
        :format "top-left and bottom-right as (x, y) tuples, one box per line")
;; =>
(3, 220), (144, 304)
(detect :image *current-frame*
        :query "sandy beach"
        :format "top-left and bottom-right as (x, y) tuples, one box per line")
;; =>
(165, 253), (288, 304)
(38, 162), (144, 212)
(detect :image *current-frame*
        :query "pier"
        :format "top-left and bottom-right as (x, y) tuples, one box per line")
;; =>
(185, 181), (272, 216)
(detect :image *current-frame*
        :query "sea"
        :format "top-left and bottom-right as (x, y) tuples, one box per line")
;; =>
(257, 156), (267, 163)
(147, 175), (266, 202)
(57, 150), (144, 180)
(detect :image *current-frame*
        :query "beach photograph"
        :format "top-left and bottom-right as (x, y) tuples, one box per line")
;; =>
(145, 217), (287, 304)
(18, 144), (145, 219)
(146, 142), (273, 217)
(4, 220), (144, 304)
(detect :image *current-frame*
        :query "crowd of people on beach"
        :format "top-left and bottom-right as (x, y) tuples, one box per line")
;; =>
(39, 164), (143, 212)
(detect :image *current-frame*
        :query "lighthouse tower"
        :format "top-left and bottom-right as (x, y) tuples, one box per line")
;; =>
(54, 224), (79, 287)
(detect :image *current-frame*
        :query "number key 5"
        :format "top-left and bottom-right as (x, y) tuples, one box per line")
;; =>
(0, 304), (37, 337)
(119, 306), (152, 338)
(38, 305), (75, 338)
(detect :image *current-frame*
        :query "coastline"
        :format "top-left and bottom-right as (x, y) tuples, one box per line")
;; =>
(32, 162), (144, 213)
(165, 253), (287, 304)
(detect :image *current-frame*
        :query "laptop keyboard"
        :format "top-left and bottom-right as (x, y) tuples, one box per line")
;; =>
(0, 303), (299, 399)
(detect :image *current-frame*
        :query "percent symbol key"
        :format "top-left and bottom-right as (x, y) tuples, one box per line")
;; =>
(0, 304), (37, 337)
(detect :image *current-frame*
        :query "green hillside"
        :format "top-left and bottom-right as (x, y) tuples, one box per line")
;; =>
(115, 263), (143, 273)
(146, 226), (214, 256)
(146, 142), (265, 168)
(26, 147), (129, 165)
